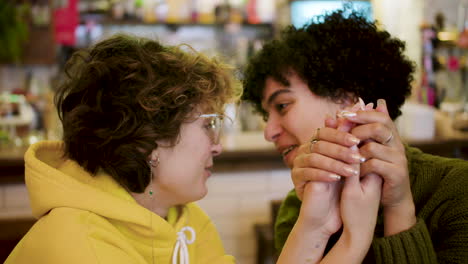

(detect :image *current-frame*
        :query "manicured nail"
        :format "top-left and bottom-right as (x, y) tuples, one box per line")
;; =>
(344, 166), (359, 176)
(365, 102), (374, 110)
(329, 174), (341, 180)
(377, 99), (386, 107)
(351, 153), (366, 163)
(348, 136), (360, 145)
(338, 111), (357, 118)
(358, 97), (365, 110)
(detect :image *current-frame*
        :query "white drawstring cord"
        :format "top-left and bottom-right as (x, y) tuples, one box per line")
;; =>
(172, 226), (196, 264)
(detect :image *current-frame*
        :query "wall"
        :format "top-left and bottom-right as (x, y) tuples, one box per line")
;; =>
(424, 0), (465, 29)
(0, 168), (293, 264)
(372, 0), (424, 88)
(0, 183), (31, 220)
(199, 169), (292, 264)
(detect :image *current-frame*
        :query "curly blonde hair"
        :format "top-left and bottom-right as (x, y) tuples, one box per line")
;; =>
(55, 34), (241, 192)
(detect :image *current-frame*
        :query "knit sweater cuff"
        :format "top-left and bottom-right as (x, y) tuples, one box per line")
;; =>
(372, 218), (437, 263)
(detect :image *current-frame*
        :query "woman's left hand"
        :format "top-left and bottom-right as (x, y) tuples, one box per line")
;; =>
(340, 99), (416, 236)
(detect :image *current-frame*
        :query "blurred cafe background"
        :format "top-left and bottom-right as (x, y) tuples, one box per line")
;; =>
(2, 0), (468, 263)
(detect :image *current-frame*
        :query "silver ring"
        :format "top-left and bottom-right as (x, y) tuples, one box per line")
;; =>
(384, 131), (393, 144)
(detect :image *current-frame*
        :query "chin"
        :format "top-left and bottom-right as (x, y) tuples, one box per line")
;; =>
(188, 186), (208, 203)
(198, 186), (208, 200)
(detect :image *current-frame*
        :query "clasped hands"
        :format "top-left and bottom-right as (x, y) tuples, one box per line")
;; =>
(293, 99), (414, 248)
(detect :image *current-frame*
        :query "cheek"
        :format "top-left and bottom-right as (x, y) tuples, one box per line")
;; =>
(181, 146), (210, 173)
(297, 118), (322, 143)
(285, 108), (327, 144)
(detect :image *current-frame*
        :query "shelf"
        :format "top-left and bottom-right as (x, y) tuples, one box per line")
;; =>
(80, 12), (273, 28)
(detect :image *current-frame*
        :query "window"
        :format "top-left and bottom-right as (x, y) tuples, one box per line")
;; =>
(290, 0), (373, 28)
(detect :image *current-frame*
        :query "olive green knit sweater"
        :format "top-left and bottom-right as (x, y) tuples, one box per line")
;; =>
(275, 146), (468, 263)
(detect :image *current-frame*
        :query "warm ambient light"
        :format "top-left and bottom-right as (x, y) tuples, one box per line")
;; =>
(437, 31), (458, 41)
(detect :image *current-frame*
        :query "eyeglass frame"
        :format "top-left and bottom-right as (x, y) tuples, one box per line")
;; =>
(199, 113), (230, 145)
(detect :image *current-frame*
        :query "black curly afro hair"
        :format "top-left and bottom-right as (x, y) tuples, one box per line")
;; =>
(242, 10), (415, 120)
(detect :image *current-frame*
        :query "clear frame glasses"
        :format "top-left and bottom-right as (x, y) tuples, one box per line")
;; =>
(199, 113), (227, 144)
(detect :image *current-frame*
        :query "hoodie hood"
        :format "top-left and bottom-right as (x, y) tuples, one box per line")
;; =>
(24, 141), (180, 244)
(10, 140), (233, 263)
(26, 141), (148, 223)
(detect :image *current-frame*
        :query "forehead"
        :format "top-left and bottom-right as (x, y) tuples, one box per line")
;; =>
(263, 77), (287, 97)
(261, 74), (310, 109)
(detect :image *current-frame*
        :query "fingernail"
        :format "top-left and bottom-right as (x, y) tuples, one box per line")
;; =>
(358, 97), (365, 110)
(338, 111), (357, 118)
(365, 102), (374, 110)
(351, 153), (366, 163)
(329, 174), (341, 180)
(377, 99), (386, 107)
(348, 136), (360, 145)
(344, 167), (359, 176)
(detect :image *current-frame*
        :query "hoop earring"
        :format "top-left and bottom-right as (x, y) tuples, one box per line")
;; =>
(148, 156), (159, 196)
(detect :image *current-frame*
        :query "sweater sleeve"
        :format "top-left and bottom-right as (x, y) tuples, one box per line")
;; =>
(434, 197), (468, 263)
(373, 194), (468, 264)
(372, 218), (437, 263)
(274, 189), (301, 253)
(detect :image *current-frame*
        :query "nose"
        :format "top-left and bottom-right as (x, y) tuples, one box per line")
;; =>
(211, 143), (223, 157)
(264, 115), (281, 142)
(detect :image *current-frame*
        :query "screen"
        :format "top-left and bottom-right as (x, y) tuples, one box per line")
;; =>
(290, 0), (373, 28)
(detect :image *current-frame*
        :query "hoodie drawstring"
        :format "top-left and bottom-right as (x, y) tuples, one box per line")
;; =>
(172, 226), (196, 264)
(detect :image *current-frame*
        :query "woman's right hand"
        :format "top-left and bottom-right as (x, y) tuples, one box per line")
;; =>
(298, 181), (343, 237)
(292, 126), (364, 237)
(319, 172), (382, 264)
(340, 172), (382, 248)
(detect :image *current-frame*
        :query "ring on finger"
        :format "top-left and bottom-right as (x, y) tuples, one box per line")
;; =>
(384, 131), (393, 144)
(310, 128), (320, 141)
(309, 128), (321, 153)
(309, 138), (319, 153)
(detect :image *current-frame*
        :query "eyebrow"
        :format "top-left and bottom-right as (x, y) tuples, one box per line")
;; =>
(264, 89), (292, 108)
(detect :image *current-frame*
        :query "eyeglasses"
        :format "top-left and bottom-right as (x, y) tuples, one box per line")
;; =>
(199, 113), (226, 144)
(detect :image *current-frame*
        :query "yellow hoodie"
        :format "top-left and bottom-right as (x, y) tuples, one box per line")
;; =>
(5, 141), (235, 264)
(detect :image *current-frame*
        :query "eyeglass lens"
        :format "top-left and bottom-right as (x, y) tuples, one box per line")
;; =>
(206, 117), (222, 144)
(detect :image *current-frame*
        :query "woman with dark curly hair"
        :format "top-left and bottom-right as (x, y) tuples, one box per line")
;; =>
(5, 34), (242, 264)
(243, 10), (468, 264)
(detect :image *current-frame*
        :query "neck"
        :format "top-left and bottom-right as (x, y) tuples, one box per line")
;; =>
(130, 191), (170, 219)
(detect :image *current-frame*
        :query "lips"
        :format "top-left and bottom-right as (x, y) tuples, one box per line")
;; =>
(277, 143), (300, 167)
(281, 145), (298, 157)
(204, 167), (212, 178)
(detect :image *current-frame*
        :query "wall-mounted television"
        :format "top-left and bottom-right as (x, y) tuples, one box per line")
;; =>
(290, 0), (373, 28)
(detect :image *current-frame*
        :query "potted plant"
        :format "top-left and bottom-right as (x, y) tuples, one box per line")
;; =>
(0, 1), (29, 63)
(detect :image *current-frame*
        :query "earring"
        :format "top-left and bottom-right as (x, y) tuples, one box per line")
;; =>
(148, 156), (159, 168)
(148, 156), (159, 196)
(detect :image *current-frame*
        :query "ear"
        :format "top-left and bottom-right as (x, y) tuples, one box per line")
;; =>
(148, 149), (159, 163)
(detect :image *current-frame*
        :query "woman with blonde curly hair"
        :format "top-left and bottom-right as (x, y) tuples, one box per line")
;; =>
(5, 34), (241, 264)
